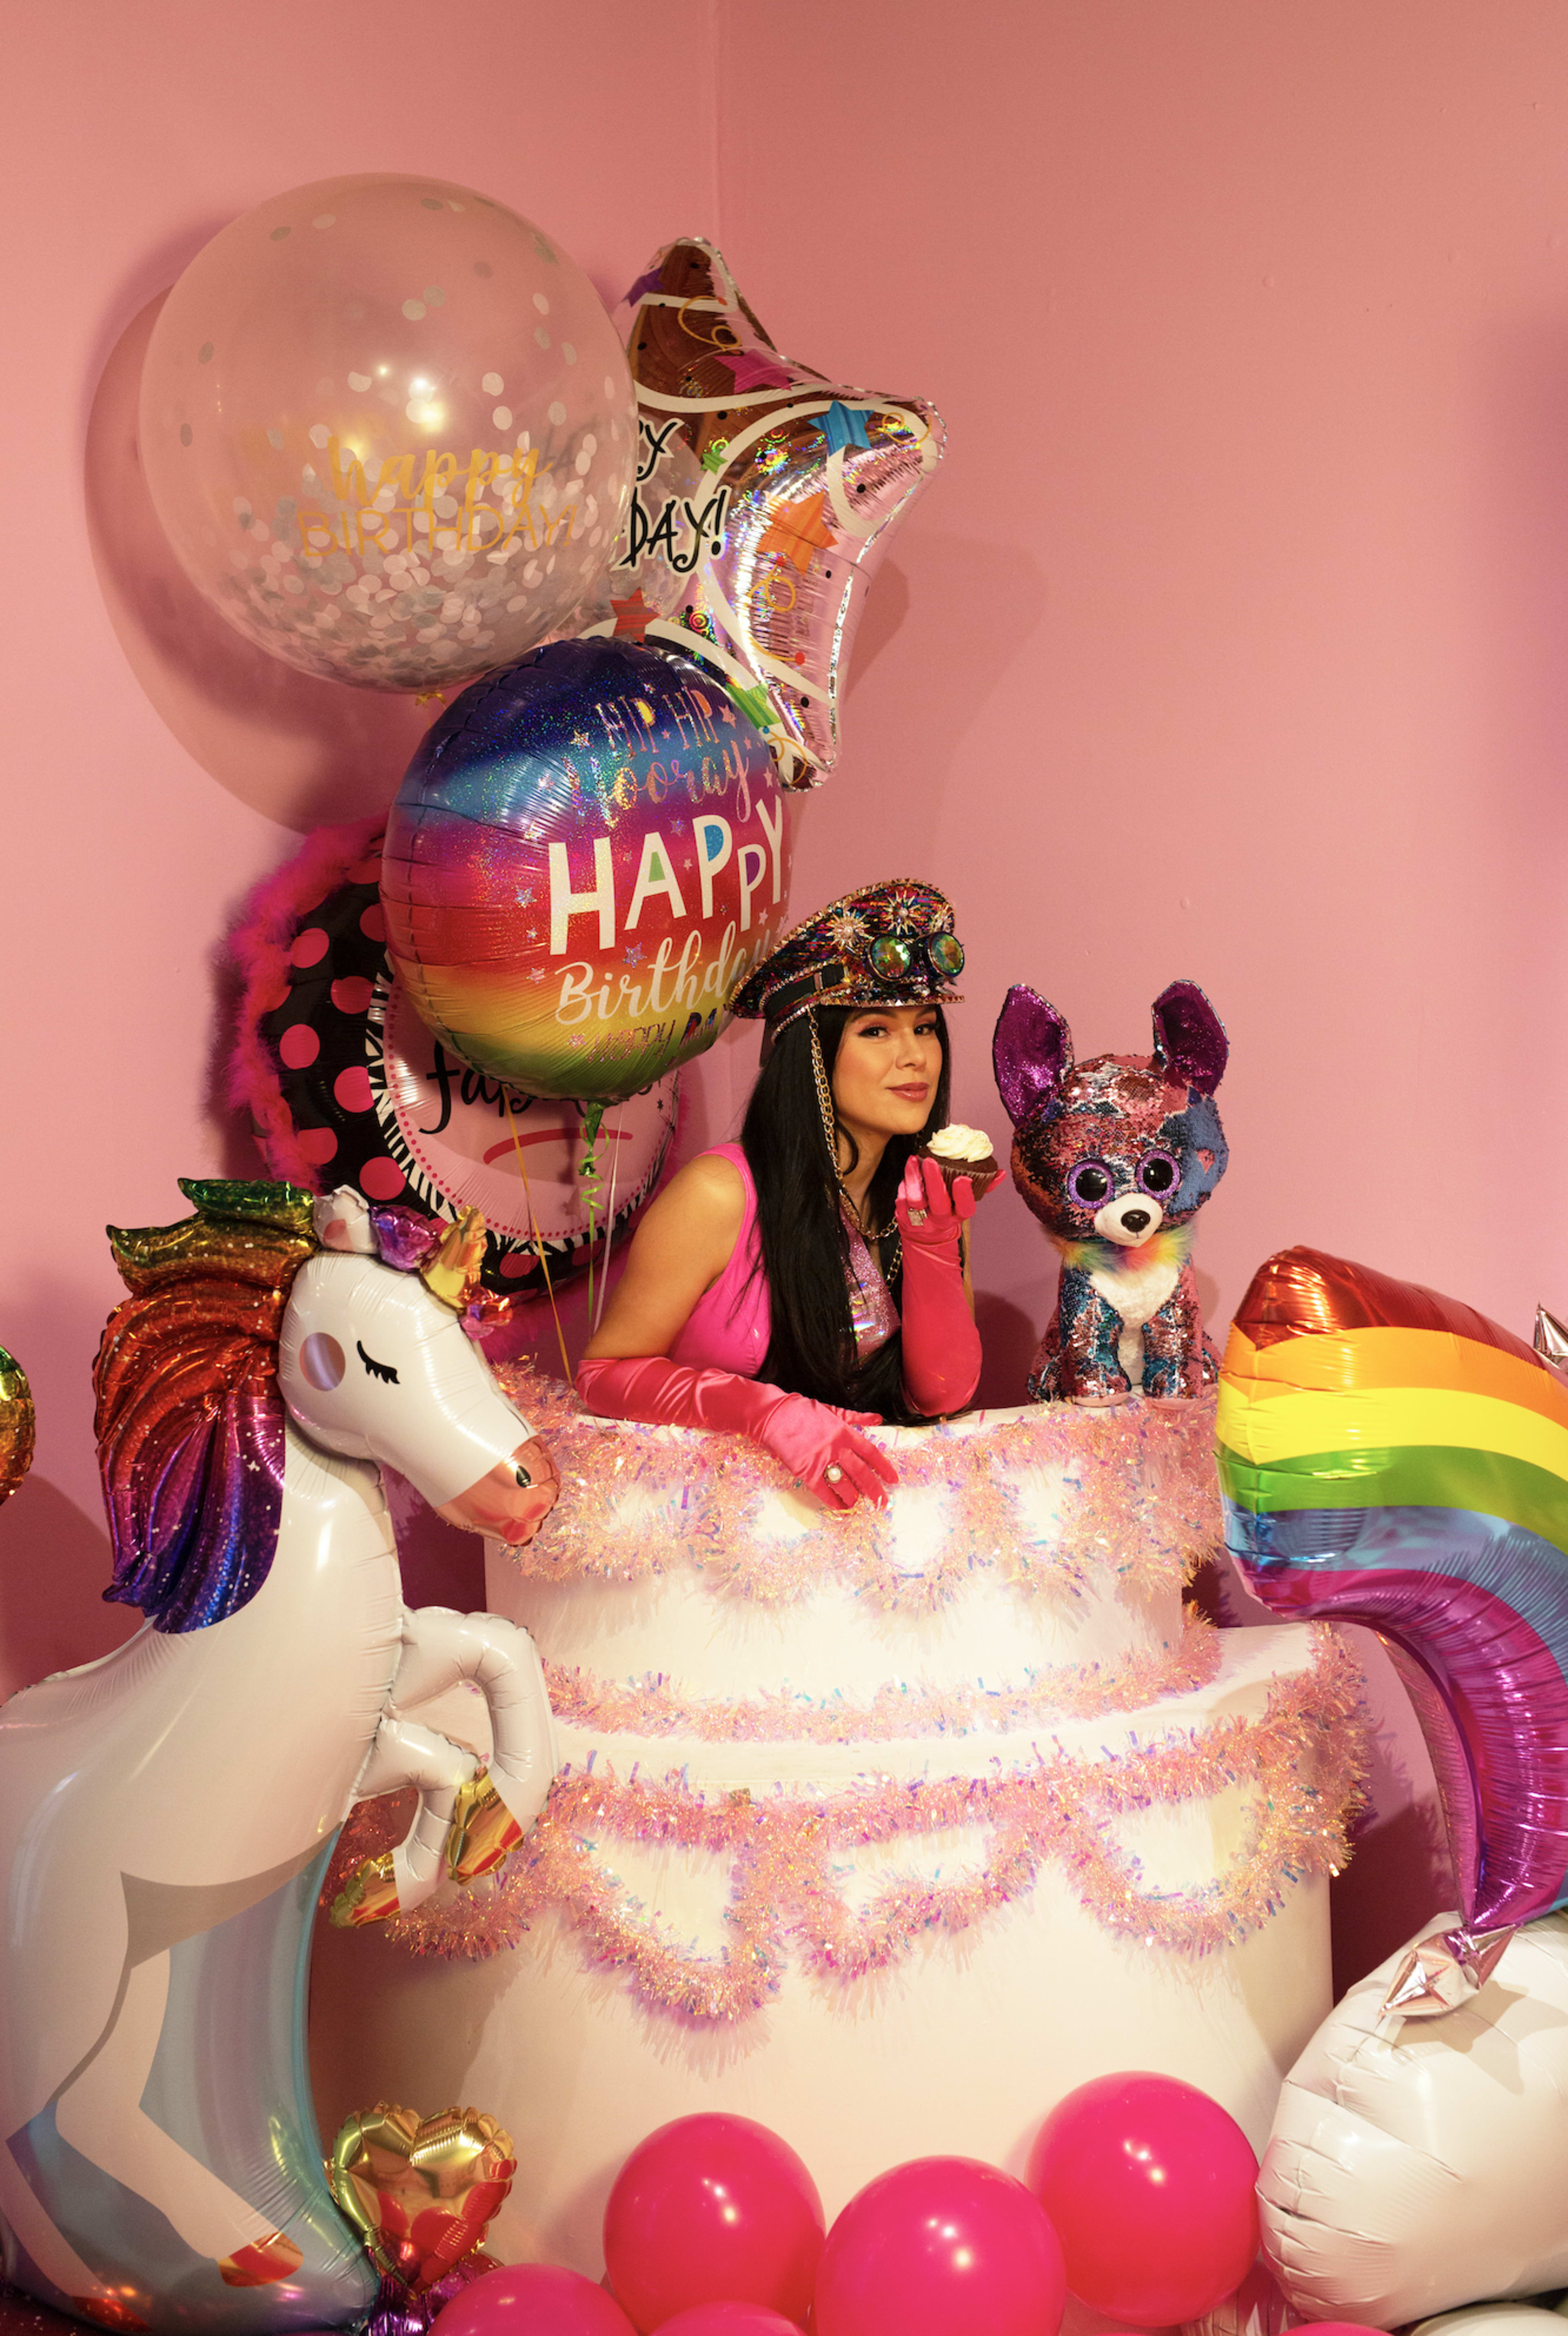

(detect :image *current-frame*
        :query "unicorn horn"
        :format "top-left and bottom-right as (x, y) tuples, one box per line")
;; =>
(420, 1207), (488, 1311)
(1536, 1306), (1568, 1365)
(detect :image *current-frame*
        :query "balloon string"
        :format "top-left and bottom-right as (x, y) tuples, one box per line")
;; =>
(593, 1114), (624, 1334)
(586, 1189), (597, 1330)
(579, 1099), (606, 1332)
(506, 1099), (571, 1385)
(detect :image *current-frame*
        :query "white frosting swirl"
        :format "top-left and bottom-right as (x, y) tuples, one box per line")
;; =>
(926, 1124), (995, 1165)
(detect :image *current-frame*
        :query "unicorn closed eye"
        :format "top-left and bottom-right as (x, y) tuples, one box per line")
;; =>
(0, 1178), (560, 2335)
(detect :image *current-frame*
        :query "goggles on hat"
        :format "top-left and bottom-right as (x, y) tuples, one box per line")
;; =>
(761, 929), (965, 1026)
(867, 931), (965, 985)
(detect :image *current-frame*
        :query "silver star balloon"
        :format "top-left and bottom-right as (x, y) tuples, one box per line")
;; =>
(613, 238), (944, 789)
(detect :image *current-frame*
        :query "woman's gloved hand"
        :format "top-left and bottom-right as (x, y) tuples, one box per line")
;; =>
(576, 1354), (898, 1511)
(759, 1388), (896, 1509)
(896, 1155), (978, 1248)
(895, 1155), (986, 1418)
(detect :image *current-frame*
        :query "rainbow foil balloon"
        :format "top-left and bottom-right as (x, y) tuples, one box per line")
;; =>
(1218, 1247), (1568, 1935)
(383, 637), (789, 1099)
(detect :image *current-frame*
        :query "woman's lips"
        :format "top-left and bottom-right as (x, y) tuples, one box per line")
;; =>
(889, 1084), (930, 1101)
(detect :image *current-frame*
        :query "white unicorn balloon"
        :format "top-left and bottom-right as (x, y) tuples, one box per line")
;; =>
(1260, 1912), (1568, 2326)
(0, 1179), (559, 2335)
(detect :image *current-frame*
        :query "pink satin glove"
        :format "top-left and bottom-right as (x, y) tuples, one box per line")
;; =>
(895, 1156), (984, 1418)
(576, 1353), (898, 1511)
(896, 1155), (978, 1247)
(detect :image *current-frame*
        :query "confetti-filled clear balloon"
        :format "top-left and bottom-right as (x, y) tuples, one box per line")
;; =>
(140, 174), (636, 692)
(612, 238), (944, 788)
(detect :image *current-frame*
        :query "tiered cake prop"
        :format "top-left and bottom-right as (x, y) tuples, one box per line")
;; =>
(323, 1363), (1365, 2251)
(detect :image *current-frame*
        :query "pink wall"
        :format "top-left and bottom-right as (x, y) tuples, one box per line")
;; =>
(0, 0), (727, 1687)
(2, 0), (1556, 1961)
(714, 0), (1568, 1402)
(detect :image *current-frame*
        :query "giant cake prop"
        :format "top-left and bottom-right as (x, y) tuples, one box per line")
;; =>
(314, 1383), (1364, 2269)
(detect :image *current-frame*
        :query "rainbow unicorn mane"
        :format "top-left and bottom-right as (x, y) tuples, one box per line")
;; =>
(94, 1179), (316, 1633)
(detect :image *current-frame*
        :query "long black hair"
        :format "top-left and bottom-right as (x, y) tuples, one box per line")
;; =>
(740, 1004), (951, 1421)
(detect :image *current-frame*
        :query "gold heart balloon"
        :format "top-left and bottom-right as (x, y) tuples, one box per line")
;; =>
(327, 2102), (516, 2294)
(0, 1342), (34, 1507)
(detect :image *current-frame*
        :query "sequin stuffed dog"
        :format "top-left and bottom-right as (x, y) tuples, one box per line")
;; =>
(992, 981), (1229, 1404)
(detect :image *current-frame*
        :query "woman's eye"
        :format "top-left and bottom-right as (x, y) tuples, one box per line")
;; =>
(1067, 1161), (1113, 1207)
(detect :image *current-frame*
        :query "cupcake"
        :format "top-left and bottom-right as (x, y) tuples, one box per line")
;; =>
(921, 1123), (1002, 1201)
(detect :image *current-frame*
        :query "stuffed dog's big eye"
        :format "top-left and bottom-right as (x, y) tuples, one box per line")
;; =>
(1067, 1161), (1113, 1207)
(1138, 1151), (1179, 1196)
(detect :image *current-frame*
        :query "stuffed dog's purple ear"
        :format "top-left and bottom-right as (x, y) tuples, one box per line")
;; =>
(1152, 980), (1228, 1095)
(993, 985), (1074, 1129)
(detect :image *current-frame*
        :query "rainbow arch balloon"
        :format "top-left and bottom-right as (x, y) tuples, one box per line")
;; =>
(1218, 1247), (1568, 1934)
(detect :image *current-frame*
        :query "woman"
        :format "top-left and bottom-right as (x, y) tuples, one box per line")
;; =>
(576, 879), (992, 1510)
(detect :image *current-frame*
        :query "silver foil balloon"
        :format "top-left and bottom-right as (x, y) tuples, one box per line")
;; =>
(612, 237), (944, 788)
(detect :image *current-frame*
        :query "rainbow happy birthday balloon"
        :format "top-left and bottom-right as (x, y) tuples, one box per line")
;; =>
(1218, 1247), (1568, 1935)
(382, 637), (789, 1099)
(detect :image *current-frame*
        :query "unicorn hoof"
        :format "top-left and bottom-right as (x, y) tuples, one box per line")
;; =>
(328, 1849), (401, 1928)
(447, 1773), (523, 1882)
(218, 2232), (305, 2287)
(71, 2300), (150, 2331)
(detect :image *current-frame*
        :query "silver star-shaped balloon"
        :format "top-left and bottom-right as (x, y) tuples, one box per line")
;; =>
(617, 238), (944, 789)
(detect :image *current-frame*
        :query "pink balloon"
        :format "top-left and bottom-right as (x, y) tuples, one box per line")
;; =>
(431, 2261), (636, 2336)
(653, 2311), (802, 2334)
(1026, 2072), (1258, 2326)
(603, 2115), (824, 2332)
(813, 2156), (1067, 2336)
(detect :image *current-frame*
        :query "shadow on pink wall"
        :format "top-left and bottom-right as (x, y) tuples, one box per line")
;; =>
(0, 1479), (133, 1696)
(85, 293), (433, 836)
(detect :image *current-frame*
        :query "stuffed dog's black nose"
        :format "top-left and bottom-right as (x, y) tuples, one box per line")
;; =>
(1121, 1209), (1152, 1235)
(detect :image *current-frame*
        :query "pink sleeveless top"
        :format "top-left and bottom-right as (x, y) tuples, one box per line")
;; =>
(667, 1143), (899, 1378)
(668, 1144), (770, 1375)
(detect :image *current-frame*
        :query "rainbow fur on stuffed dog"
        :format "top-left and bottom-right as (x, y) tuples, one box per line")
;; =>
(992, 982), (1229, 1404)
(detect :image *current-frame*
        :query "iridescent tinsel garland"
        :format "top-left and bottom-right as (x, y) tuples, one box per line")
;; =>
(357, 1628), (1365, 2023)
(541, 1608), (1222, 1745)
(494, 1363), (1222, 1612)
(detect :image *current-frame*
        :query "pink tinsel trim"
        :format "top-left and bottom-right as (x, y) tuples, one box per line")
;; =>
(330, 1627), (1369, 2024)
(226, 816), (386, 1192)
(541, 1609), (1223, 1745)
(492, 1362), (1223, 1614)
